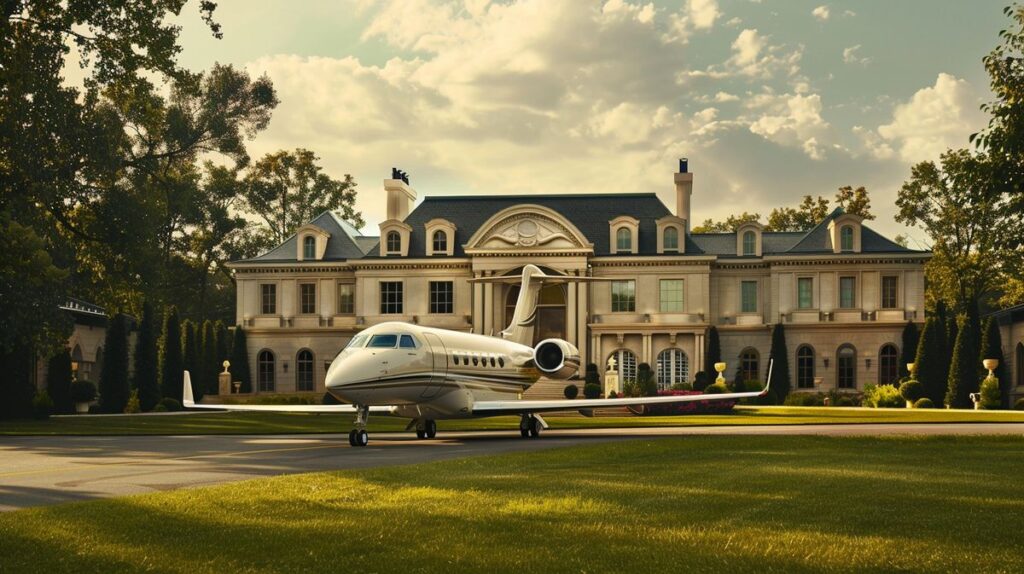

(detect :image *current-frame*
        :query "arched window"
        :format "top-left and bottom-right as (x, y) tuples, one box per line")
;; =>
(296, 349), (314, 392)
(879, 344), (899, 385)
(797, 345), (815, 389)
(1017, 343), (1024, 388)
(610, 349), (637, 384)
(663, 226), (679, 251)
(739, 348), (759, 384)
(386, 231), (401, 253)
(742, 230), (756, 255)
(258, 350), (275, 392)
(837, 345), (856, 389)
(840, 226), (854, 252)
(616, 227), (632, 252)
(71, 344), (83, 381)
(656, 348), (688, 390)
(432, 230), (447, 253)
(303, 236), (316, 259)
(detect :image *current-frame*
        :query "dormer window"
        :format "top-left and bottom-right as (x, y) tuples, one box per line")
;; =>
(616, 228), (631, 252)
(735, 222), (763, 257)
(655, 215), (686, 255)
(386, 231), (401, 253)
(840, 226), (854, 252)
(378, 220), (412, 257)
(609, 215), (639, 255)
(827, 214), (862, 254)
(432, 230), (447, 253)
(303, 236), (316, 260)
(742, 231), (756, 255)
(424, 218), (457, 256)
(663, 227), (679, 252)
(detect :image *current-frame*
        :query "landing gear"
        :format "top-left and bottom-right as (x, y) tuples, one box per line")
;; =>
(519, 414), (542, 439)
(349, 405), (370, 447)
(415, 419), (437, 439)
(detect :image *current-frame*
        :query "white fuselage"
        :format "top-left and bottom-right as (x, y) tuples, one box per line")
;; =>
(325, 322), (540, 420)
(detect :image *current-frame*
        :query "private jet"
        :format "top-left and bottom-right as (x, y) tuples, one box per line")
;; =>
(183, 264), (770, 446)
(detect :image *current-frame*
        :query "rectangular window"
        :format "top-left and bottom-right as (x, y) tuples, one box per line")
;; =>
(299, 283), (316, 315)
(881, 276), (898, 309)
(797, 277), (813, 309)
(380, 281), (403, 314)
(741, 280), (758, 313)
(337, 283), (355, 315)
(659, 279), (684, 312)
(429, 281), (454, 314)
(611, 280), (636, 312)
(260, 284), (277, 315)
(839, 276), (856, 309)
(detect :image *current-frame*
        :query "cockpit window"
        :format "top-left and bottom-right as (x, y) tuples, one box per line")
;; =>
(399, 335), (417, 349)
(347, 335), (368, 348)
(368, 334), (398, 348)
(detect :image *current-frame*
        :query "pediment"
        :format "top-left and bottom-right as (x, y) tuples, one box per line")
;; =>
(466, 205), (591, 252)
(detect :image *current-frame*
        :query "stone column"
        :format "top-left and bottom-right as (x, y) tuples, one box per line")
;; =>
(472, 272), (483, 334)
(643, 333), (652, 365)
(567, 281), (577, 345)
(483, 276), (494, 335)
(579, 280), (589, 364)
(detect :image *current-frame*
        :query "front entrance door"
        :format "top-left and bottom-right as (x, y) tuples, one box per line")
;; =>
(420, 333), (448, 399)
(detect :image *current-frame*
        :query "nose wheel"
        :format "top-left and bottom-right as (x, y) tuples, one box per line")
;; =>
(415, 419), (437, 439)
(519, 414), (542, 438)
(348, 405), (371, 447)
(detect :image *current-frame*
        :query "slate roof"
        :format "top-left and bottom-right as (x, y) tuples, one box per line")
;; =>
(235, 196), (925, 264)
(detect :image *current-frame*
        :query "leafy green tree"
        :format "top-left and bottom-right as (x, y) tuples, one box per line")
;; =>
(200, 320), (219, 395)
(979, 317), (1009, 408)
(99, 314), (130, 413)
(946, 322), (978, 409)
(915, 318), (949, 406)
(159, 307), (183, 399)
(229, 327), (252, 393)
(766, 195), (830, 232)
(899, 321), (920, 379)
(691, 212), (760, 233)
(133, 302), (161, 411)
(703, 326), (721, 382)
(242, 148), (363, 244)
(767, 323), (791, 402)
(833, 186), (875, 220)
(182, 320), (202, 401)
(46, 348), (74, 415)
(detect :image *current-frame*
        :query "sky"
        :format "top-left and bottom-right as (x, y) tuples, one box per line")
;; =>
(169, 0), (1006, 243)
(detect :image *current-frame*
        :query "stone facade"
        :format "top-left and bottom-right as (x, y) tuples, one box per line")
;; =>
(228, 163), (929, 395)
(993, 305), (1024, 404)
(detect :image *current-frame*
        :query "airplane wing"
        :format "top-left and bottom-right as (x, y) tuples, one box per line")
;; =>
(181, 371), (395, 414)
(468, 275), (611, 284)
(474, 361), (773, 416)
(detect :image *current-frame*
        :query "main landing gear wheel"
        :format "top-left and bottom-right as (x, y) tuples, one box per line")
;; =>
(520, 415), (542, 439)
(348, 429), (368, 447)
(424, 419), (437, 439)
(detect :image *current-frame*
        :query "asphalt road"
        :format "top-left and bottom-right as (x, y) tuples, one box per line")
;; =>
(3, 423), (1023, 512)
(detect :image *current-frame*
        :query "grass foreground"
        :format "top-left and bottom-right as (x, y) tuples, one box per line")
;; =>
(2, 435), (1023, 573)
(2, 406), (1024, 436)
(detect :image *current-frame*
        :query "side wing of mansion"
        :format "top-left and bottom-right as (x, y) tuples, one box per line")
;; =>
(227, 162), (930, 395)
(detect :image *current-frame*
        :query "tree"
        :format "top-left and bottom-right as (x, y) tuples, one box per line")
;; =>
(767, 323), (791, 402)
(703, 326), (721, 382)
(0, 345), (36, 419)
(834, 186), (875, 220)
(99, 314), (130, 413)
(47, 348), (74, 415)
(215, 320), (230, 372)
(945, 322), (978, 409)
(979, 317), (1009, 408)
(229, 327), (252, 393)
(182, 320), (202, 401)
(242, 148), (363, 244)
(766, 195), (830, 232)
(899, 321), (920, 379)
(200, 320), (219, 395)
(133, 302), (161, 412)
(159, 307), (183, 399)
(915, 318), (948, 406)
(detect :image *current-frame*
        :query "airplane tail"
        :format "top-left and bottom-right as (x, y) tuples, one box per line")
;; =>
(182, 370), (195, 407)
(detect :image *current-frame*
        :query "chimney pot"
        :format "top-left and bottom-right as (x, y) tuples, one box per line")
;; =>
(679, 158), (688, 173)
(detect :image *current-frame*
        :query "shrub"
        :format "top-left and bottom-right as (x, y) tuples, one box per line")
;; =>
(124, 389), (141, 414)
(71, 380), (97, 403)
(322, 392), (341, 405)
(899, 379), (925, 403)
(629, 390), (737, 415)
(703, 382), (728, 394)
(585, 363), (600, 387)
(863, 383), (904, 408)
(914, 397), (935, 409)
(33, 390), (54, 420)
(637, 363), (657, 397)
(583, 383), (602, 399)
(607, 391), (619, 399)
(158, 397), (182, 412)
(671, 382), (693, 391)
(784, 392), (824, 407)
(622, 380), (639, 398)
(1014, 398), (1024, 411)
(152, 403), (168, 412)
(836, 395), (855, 407)
(693, 371), (710, 391)
(978, 375), (1001, 410)
(563, 384), (579, 399)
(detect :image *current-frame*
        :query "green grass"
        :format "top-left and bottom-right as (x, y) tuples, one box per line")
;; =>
(2, 435), (1023, 573)
(2, 406), (1024, 436)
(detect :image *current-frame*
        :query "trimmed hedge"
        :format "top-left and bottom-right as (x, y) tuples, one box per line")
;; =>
(863, 384), (904, 408)
(914, 397), (935, 409)
(563, 384), (579, 399)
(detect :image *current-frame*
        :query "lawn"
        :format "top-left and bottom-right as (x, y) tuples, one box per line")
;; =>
(2, 435), (1023, 573)
(1, 406), (1024, 436)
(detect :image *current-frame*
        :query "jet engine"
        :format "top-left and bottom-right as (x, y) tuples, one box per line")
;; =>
(533, 338), (581, 379)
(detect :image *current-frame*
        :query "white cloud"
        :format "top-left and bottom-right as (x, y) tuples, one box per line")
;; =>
(689, 28), (803, 79)
(842, 45), (871, 66)
(748, 93), (830, 158)
(871, 73), (986, 163)
(713, 91), (740, 102)
(812, 5), (830, 21)
(666, 0), (720, 43)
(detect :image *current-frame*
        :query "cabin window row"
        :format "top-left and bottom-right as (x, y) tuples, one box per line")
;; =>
(452, 353), (506, 368)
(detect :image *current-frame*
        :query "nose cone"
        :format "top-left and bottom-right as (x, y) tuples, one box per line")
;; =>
(325, 351), (380, 392)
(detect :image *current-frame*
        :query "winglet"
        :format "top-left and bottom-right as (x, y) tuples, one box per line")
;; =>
(182, 370), (195, 407)
(761, 359), (774, 396)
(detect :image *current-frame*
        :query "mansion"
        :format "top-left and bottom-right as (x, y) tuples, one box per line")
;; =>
(228, 161), (931, 395)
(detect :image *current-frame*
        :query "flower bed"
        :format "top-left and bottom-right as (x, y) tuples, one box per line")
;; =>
(626, 390), (737, 416)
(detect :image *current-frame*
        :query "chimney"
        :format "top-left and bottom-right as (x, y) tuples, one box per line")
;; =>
(384, 167), (416, 221)
(674, 158), (693, 232)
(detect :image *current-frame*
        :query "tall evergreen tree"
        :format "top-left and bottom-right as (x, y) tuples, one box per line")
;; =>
(46, 348), (74, 415)
(979, 317), (1009, 408)
(230, 327), (253, 393)
(201, 320), (219, 395)
(99, 314), (130, 413)
(915, 318), (948, 406)
(133, 302), (160, 411)
(215, 321), (229, 366)
(767, 323), (790, 402)
(899, 321), (920, 379)
(703, 326), (722, 381)
(0, 345), (36, 419)
(182, 320), (203, 401)
(159, 307), (183, 400)
(946, 323), (977, 409)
